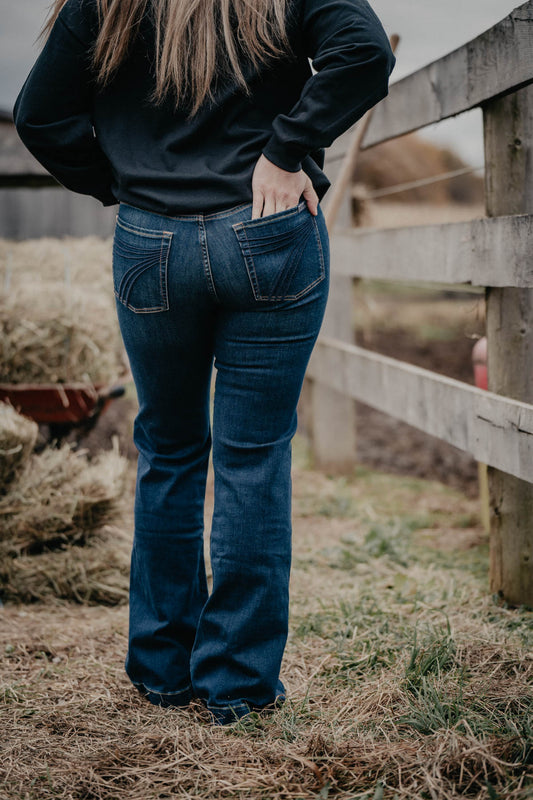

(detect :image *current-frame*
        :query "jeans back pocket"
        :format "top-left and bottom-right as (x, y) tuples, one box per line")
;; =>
(113, 217), (173, 313)
(232, 202), (325, 302)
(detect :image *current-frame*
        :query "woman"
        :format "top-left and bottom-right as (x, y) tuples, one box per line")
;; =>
(14, 0), (395, 725)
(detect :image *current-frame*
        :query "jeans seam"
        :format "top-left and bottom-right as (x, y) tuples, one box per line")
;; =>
(198, 217), (220, 302)
(159, 231), (169, 311)
(312, 214), (326, 276)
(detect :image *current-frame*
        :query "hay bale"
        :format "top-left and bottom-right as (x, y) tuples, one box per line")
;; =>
(0, 441), (130, 604)
(353, 132), (484, 205)
(0, 236), (113, 290)
(0, 443), (128, 555)
(0, 402), (38, 489)
(0, 533), (130, 605)
(0, 236), (132, 606)
(0, 281), (123, 384)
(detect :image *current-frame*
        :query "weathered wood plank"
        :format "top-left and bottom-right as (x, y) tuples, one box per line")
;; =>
(330, 213), (533, 288)
(325, 1), (533, 161)
(307, 336), (533, 484)
(483, 83), (533, 608)
(0, 188), (116, 239)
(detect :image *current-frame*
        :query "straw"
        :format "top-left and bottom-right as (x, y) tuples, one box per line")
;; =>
(0, 402), (38, 488)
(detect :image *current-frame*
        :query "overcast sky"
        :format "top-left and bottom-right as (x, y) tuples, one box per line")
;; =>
(0, 0), (520, 166)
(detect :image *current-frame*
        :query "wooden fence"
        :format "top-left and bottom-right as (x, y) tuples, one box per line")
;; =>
(307, 1), (533, 608)
(0, 118), (116, 239)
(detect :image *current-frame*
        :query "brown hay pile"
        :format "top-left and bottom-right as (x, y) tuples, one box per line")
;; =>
(0, 282), (123, 384)
(1, 533), (130, 605)
(355, 132), (484, 205)
(0, 412), (130, 604)
(0, 443), (128, 552)
(0, 402), (38, 487)
(0, 238), (132, 605)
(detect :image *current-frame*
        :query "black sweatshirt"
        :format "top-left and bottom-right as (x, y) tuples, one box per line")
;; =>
(13, 0), (395, 215)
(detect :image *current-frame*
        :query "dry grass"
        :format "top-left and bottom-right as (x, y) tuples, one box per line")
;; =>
(1, 444), (531, 800)
(0, 403), (130, 605)
(0, 235), (124, 384)
(0, 282), (123, 385)
(0, 238), (130, 605)
(0, 235), (112, 291)
(1, 531), (130, 606)
(0, 402), (38, 487)
(0, 442), (128, 550)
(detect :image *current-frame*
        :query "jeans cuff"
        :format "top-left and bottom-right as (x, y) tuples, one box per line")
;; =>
(207, 694), (285, 725)
(133, 681), (194, 708)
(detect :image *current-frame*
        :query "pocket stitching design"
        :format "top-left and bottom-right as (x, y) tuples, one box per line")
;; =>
(113, 219), (173, 313)
(234, 213), (325, 302)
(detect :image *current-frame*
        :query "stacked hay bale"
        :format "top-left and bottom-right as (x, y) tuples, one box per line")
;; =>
(0, 403), (130, 605)
(0, 284), (120, 384)
(0, 236), (132, 605)
(0, 403), (130, 606)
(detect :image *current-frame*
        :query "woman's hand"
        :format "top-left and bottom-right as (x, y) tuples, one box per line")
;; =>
(251, 154), (319, 219)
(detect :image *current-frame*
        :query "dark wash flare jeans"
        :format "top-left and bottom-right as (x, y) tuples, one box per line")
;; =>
(112, 197), (330, 725)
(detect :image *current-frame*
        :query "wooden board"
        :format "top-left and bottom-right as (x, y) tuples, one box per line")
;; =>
(307, 336), (533, 483)
(326, 0), (533, 159)
(483, 84), (533, 607)
(0, 187), (117, 239)
(330, 213), (533, 288)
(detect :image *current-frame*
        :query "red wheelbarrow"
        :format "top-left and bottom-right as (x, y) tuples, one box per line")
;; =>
(0, 381), (126, 444)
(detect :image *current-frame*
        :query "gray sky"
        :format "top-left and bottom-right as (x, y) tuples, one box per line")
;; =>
(0, 0), (520, 166)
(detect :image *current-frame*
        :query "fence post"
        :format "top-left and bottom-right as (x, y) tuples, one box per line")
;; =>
(483, 84), (533, 608)
(308, 194), (357, 471)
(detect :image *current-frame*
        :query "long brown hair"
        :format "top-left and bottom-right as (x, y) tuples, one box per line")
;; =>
(42, 0), (293, 116)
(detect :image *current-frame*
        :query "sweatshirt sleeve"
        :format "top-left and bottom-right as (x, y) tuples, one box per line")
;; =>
(262, 0), (396, 173)
(12, 3), (117, 206)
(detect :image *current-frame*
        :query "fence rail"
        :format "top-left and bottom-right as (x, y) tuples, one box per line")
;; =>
(309, 0), (533, 607)
(328, 0), (533, 158)
(307, 338), (533, 483)
(331, 213), (533, 287)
